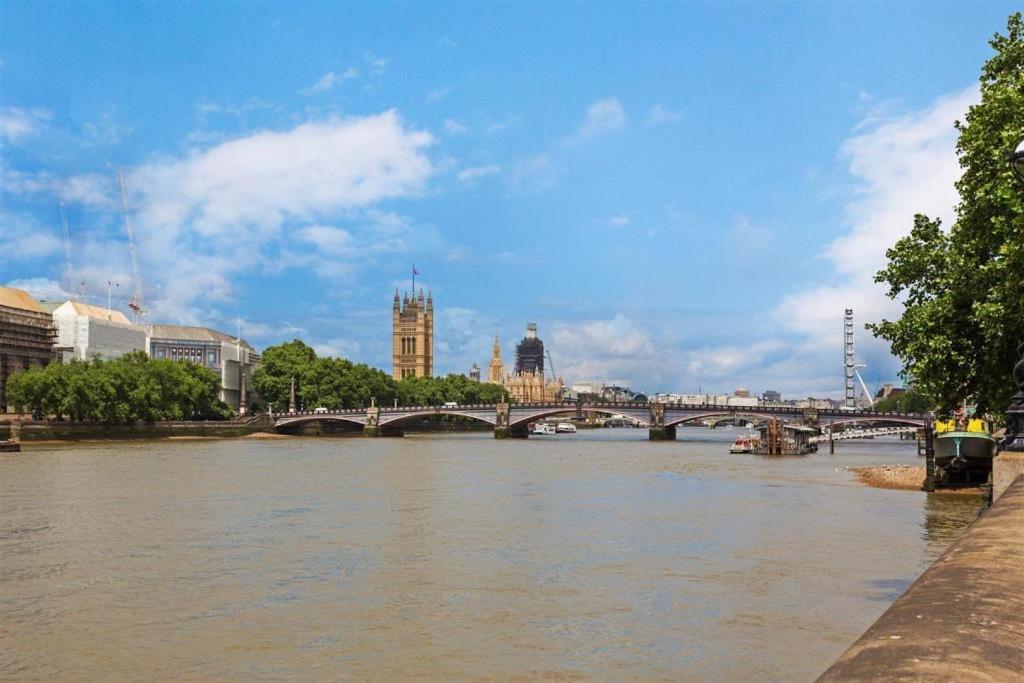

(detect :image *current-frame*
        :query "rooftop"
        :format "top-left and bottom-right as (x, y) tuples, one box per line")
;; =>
(142, 323), (255, 350)
(0, 286), (47, 315)
(53, 300), (132, 325)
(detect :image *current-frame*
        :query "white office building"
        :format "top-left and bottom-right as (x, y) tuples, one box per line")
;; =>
(51, 301), (148, 361)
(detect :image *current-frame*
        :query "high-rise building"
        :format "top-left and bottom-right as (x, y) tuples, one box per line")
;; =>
(487, 334), (504, 383)
(0, 286), (58, 413)
(514, 322), (544, 375)
(392, 289), (433, 380)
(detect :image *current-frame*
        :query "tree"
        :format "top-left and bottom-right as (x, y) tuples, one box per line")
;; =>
(251, 339), (317, 409)
(3, 352), (230, 423)
(869, 13), (1024, 416)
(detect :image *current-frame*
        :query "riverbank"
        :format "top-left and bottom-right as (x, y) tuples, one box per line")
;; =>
(849, 465), (984, 495)
(0, 418), (272, 442)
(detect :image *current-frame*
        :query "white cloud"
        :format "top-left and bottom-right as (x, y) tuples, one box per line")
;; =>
(553, 314), (656, 385)
(57, 173), (115, 208)
(510, 153), (556, 190)
(313, 337), (362, 358)
(608, 214), (630, 228)
(457, 164), (501, 184)
(0, 210), (61, 262)
(0, 106), (50, 142)
(447, 246), (472, 261)
(4, 277), (70, 302)
(720, 84), (980, 397)
(648, 105), (681, 125)
(571, 97), (626, 142)
(298, 225), (355, 254)
(301, 67), (359, 95)
(425, 86), (451, 104)
(117, 110), (433, 321)
(824, 86), (976, 280)
(484, 115), (521, 135)
(443, 118), (468, 134)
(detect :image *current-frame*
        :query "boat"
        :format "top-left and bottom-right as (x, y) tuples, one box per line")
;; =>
(555, 422), (577, 434)
(933, 418), (997, 483)
(0, 440), (21, 453)
(532, 422), (556, 435)
(729, 434), (760, 454)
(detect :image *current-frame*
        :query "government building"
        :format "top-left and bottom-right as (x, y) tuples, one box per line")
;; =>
(0, 286), (58, 413)
(392, 289), (434, 380)
(487, 323), (563, 403)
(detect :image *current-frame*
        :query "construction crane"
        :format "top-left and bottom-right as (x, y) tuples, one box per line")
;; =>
(58, 202), (85, 301)
(546, 350), (558, 381)
(117, 169), (145, 320)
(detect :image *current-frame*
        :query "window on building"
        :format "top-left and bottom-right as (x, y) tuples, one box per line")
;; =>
(157, 349), (165, 359)
(208, 351), (216, 365)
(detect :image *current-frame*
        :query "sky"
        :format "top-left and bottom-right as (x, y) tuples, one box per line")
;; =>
(0, 2), (1018, 397)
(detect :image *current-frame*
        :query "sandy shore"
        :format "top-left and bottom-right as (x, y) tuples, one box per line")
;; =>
(849, 465), (984, 495)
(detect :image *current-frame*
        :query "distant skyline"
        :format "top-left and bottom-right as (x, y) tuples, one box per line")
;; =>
(1, 2), (1017, 395)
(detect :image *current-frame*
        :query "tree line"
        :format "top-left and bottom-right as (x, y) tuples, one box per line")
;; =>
(251, 339), (509, 411)
(6, 351), (232, 422)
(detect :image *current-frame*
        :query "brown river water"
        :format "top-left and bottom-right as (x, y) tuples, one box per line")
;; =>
(0, 428), (983, 681)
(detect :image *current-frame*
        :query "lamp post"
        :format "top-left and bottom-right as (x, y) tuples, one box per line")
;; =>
(1010, 137), (1024, 181)
(1002, 137), (1024, 452)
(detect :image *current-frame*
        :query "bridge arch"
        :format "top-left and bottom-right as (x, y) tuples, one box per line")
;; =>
(273, 414), (368, 432)
(378, 410), (497, 427)
(508, 406), (650, 427)
(664, 411), (786, 428)
(824, 416), (928, 429)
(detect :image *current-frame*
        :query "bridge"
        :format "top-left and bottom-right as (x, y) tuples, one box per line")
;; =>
(270, 401), (931, 440)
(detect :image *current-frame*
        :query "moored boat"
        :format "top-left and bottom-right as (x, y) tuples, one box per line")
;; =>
(729, 435), (759, 454)
(0, 440), (21, 453)
(555, 422), (577, 434)
(532, 422), (556, 435)
(933, 418), (997, 483)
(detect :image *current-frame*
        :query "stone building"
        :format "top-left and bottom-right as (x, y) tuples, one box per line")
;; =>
(488, 328), (563, 403)
(504, 370), (563, 404)
(487, 334), (504, 383)
(392, 290), (433, 380)
(0, 286), (57, 412)
(469, 363), (481, 382)
(139, 324), (260, 412)
(50, 301), (147, 361)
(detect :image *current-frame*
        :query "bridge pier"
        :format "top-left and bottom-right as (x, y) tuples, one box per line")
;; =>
(649, 426), (676, 441)
(493, 402), (527, 438)
(648, 403), (676, 441)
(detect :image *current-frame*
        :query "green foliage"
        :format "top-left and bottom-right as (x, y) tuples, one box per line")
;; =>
(873, 389), (933, 414)
(5, 351), (231, 422)
(253, 340), (508, 409)
(869, 13), (1024, 415)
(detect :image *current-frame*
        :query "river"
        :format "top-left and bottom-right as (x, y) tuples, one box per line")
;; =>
(0, 428), (983, 681)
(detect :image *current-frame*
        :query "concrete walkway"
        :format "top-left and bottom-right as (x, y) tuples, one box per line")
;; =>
(818, 476), (1024, 681)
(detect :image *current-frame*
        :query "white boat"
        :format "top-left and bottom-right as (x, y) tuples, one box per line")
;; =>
(532, 423), (556, 435)
(555, 422), (577, 434)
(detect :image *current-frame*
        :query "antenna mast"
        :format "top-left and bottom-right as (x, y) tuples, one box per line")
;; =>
(117, 169), (145, 320)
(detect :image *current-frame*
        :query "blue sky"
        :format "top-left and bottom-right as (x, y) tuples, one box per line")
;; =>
(0, 2), (1017, 396)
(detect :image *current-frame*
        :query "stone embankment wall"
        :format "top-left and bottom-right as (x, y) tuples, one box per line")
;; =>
(992, 451), (1024, 501)
(817, 477), (1024, 681)
(0, 416), (272, 441)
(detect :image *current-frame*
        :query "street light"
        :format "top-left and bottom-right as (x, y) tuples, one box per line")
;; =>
(1010, 137), (1024, 181)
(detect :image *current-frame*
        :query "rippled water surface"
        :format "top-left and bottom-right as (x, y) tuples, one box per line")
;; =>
(0, 429), (983, 681)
